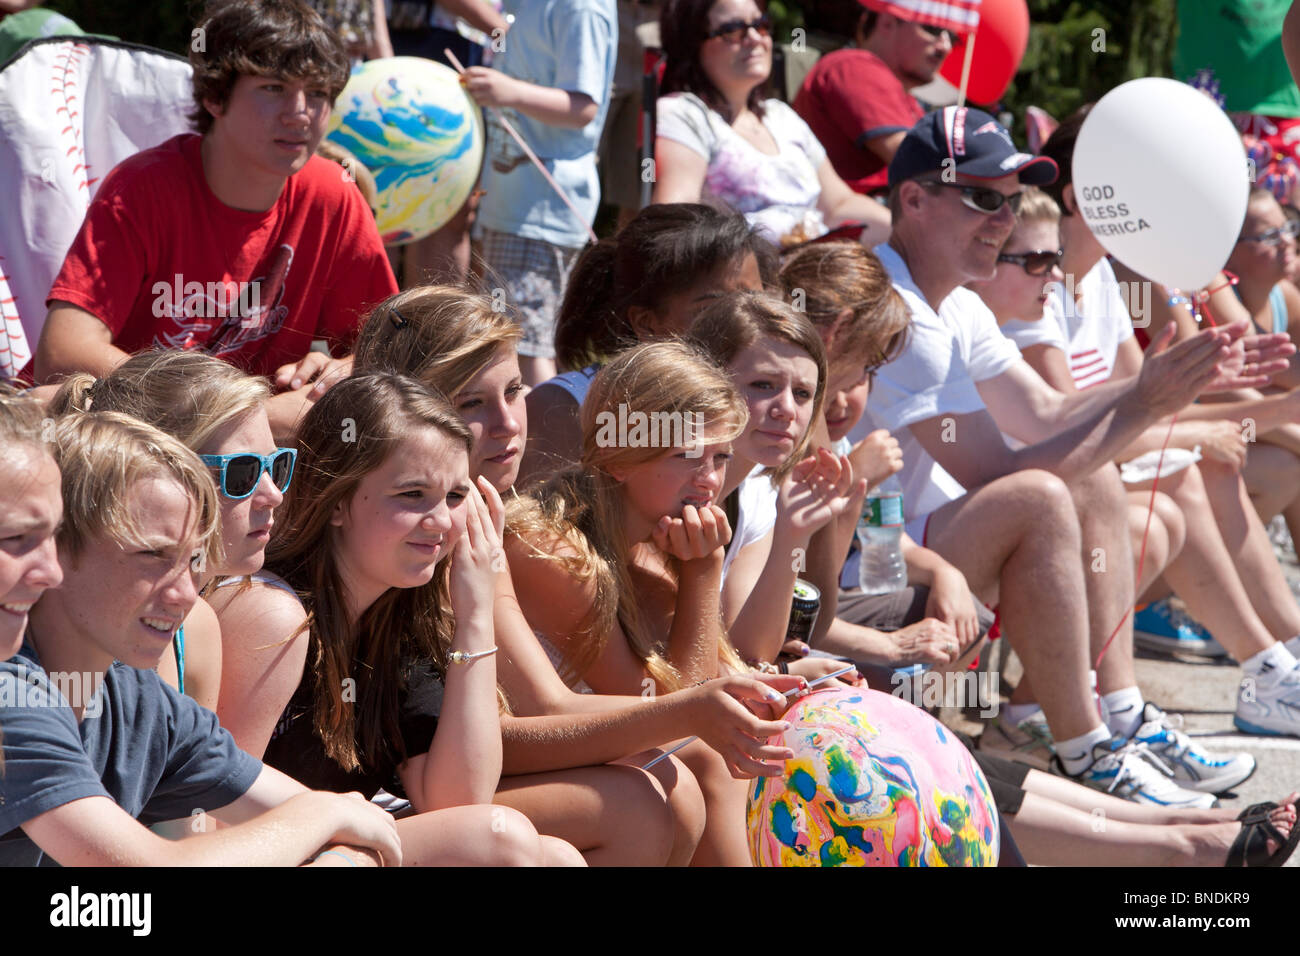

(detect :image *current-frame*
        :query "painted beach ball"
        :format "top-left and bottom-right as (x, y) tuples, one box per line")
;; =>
(327, 57), (484, 245)
(747, 687), (999, 866)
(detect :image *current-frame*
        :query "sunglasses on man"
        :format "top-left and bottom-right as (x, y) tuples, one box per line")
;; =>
(201, 448), (297, 500)
(705, 14), (773, 42)
(997, 249), (1064, 276)
(918, 179), (1024, 215)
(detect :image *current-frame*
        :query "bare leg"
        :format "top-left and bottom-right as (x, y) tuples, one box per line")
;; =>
(1008, 792), (1293, 866)
(1070, 467), (1139, 696)
(1131, 464), (1276, 659)
(400, 194), (476, 288)
(495, 760), (692, 866)
(395, 804), (566, 866)
(1200, 457), (1300, 642)
(1126, 489), (1184, 602)
(675, 739), (754, 866)
(924, 469), (1099, 740)
(1243, 442), (1300, 525)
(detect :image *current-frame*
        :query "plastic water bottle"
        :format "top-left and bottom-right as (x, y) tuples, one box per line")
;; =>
(857, 474), (906, 594)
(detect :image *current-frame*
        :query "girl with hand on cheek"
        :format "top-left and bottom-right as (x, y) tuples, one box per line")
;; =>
(685, 291), (869, 679)
(214, 372), (582, 865)
(509, 340), (806, 864)
(778, 241), (989, 673)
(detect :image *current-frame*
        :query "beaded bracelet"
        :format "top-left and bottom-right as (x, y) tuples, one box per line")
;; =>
(448, 646), (499, 665)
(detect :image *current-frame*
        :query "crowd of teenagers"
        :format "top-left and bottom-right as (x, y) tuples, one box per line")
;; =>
(5, 0), (1300, 867)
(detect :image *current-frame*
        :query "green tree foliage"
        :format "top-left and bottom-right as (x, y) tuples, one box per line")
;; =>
(47, 0), (198, 55)
(1003, 0), (1178, 133)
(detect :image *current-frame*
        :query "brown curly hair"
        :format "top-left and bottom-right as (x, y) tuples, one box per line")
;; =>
(189, 0), (350, 135)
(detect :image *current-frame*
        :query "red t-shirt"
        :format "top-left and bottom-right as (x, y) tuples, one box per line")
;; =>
(42, 134), (397, 377)
(793, 48), (924, 196)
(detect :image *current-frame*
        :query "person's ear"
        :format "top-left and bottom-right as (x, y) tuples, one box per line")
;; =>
(824, 307), (854, 352)
(626, 304), (663, 341)
(330, 499), (348, 528)
(202, 96), (227, 124)
(899, 179), (927, 215)
(1062, 183), (1077, 217)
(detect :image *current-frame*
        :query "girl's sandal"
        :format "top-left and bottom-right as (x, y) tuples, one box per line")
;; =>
(1226, 802), (1300, 867)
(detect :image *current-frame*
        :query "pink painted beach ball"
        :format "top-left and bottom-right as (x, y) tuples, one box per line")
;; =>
(747, 687), (999, 866)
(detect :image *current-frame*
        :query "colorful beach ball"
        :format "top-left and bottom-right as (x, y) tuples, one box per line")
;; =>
(747, 687), (999, 866)
(327, 57), (485, 245)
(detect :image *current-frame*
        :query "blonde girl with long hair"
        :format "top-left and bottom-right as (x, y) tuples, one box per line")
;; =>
(352, 287), (803, 866)
(49, 351), (286, 713)
(508, 340), (810, 864)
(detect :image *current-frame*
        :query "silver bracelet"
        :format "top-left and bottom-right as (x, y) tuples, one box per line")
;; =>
(448, 646), (499, 665)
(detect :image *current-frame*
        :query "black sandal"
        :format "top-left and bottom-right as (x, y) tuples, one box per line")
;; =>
(1226, 802), (1300, 867)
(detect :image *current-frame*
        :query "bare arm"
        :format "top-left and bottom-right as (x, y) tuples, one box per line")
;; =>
(33, 302), (128, 383)
(24, 768), (400, 867)
(368, 0), (394, 58)
(814, 158), (891, 247)
(651, 136), (710, 205)
(436, 0), (510, 35)
(210, 581), (310, 759)
(863, 130), (907, 165)
(461, 68), (598, 128)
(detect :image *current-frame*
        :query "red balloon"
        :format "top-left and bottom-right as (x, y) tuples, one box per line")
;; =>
(938, 0), (1030, 105)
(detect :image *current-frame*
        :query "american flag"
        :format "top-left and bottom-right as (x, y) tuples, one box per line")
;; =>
(861, 0), (982, 34)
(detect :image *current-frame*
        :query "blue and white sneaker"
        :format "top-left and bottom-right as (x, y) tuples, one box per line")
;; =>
(1070, 738), (1218, 810)
(1235, 661), (1300, 737)
(1133, 599), (1228, 657)
(1129, 702), (1256, 793)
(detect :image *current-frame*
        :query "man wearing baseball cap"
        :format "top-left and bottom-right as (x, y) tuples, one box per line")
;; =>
(847, 105), (1268, 804)
(794, 0), (952, 196)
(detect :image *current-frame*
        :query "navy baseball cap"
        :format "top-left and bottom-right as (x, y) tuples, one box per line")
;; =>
(888, 106), (1058, 189)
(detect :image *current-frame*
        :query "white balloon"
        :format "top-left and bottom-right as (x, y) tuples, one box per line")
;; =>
(1072, 77), (1249, 292)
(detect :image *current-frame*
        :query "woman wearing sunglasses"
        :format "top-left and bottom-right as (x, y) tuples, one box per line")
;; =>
(1226, 189), (1300, 351)
(49, 351), (290, 714)
(652, 0), (890, 249)
(975, 186), (1300, 750)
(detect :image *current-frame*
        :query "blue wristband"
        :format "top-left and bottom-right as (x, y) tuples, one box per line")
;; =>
(315, 849), (357, 866)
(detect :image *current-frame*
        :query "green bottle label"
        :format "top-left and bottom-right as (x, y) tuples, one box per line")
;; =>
(864, 494), (904, 528)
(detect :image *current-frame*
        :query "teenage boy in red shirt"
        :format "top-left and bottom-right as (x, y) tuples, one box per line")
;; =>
(32, 0), (398, 437)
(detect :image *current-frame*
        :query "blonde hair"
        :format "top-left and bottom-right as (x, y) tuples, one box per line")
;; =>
(352, 285), (521, 397)
(49, 350), (270, 452)
(778, 242), (911, 374)
(0, 382), (49, 456)
(49, 411), (222, 571)
(509, 341), (749, 690)
(1015, 185), (1061, 227)
(686, 290), (828, 484)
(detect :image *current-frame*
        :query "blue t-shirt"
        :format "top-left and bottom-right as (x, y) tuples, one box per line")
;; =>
(0, 639), (262, 866)
(474, 0), (616, 247)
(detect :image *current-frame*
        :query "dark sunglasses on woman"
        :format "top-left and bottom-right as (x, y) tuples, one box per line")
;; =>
(706, 14), (772, 42)
(201, 448), (297, 500)
(997, 249), (1064, 276)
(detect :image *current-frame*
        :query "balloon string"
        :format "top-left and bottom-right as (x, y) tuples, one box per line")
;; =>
(444, 49), (599, 245)
(1094, 412), (1177, 672)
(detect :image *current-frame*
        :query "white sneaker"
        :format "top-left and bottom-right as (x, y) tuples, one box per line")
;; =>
(1068, 739), (1218, 810)
(1235, 662), (1300, 737)
(1128, 702), (1255, 793)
